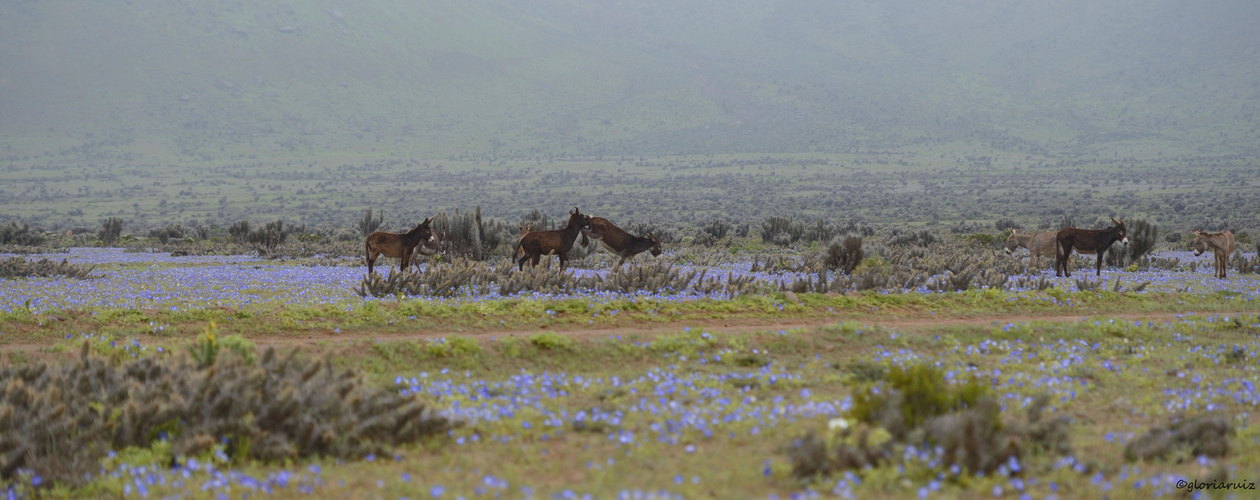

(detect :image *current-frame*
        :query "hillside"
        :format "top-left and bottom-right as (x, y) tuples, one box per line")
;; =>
(1, 0), (1258, 161)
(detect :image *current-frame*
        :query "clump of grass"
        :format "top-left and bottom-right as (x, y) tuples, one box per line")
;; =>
(527, 331), (575, 351)
(648, 329), (718, 357)
(426, 336), (482, 358)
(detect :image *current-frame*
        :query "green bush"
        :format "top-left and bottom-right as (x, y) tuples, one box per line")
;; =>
(850, 363), (989, 430)
(527, 331), (575, 351)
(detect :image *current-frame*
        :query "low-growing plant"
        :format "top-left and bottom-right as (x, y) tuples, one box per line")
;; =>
(188, 322), (255, 367)
(527, 331), (575, 351)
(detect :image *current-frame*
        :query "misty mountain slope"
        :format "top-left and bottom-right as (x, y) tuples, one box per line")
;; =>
(0, 0), (1256, 160)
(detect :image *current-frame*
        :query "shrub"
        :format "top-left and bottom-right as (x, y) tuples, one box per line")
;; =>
(994, 217), (1020, 232)
(432, 205), (504, 260)
(0, 257), (97, 280)
(1123, 414), (1231, 462)
(786, 367), (1071, 480)
(358, 208), (384, 237)
(188, 322), (255, 367)
(849, 363), (989, 432)
(1, 221), (44, 246)
(97, 217), (123, 246)
(824, 235), (864, 274)
(0, 343), (453, 487)
(1106, 218), (1158, 268)
(760, 215), (805, 246)
(148, 224), (186, 244)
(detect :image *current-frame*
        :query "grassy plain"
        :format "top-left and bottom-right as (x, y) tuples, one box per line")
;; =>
(3, 282), (1259, 499)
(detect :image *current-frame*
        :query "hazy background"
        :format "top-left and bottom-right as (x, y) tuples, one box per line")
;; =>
(3, 0), (1258, 161)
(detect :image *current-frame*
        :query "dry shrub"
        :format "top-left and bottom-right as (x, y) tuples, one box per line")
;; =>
(0, 343), (453, 487)
(0, 257), (97, 280)
(357, 258), (758, 298)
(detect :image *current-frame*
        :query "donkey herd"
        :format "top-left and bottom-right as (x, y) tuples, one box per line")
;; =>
(366, 211), (1238, 281)
(364, 207), (663, 275)
(1005, 217), (1238, 279)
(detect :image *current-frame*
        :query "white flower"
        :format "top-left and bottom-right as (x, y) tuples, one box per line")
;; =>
(828, 418), (849, 431)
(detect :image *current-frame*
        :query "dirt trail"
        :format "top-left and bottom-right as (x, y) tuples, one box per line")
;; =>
(244, 310), (1235, 348)
(3, 311), (1246, 353)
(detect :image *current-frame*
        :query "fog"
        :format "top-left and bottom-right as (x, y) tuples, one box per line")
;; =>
(1, 0), (1258, 160)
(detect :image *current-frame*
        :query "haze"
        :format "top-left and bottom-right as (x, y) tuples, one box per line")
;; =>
(2, 0), (1257, 161)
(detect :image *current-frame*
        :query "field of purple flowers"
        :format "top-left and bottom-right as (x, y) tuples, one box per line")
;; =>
(2, 246), (1259, 499)
(1, 247), (1257, 314)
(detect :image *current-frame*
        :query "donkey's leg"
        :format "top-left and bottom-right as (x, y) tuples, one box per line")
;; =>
(517, 253), (529, 271)
(1218, 250), (1228, 279)
(1055, 242), (1067, 277)
(367, 250), (377, 275)
(1094, 252), (1104, 276)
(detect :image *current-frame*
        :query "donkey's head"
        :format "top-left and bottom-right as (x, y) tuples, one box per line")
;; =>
(1003, 228), (1020, 255)
(566, 207), (591, 230)
(1111, 217), (1129, 247)
(647, 233), (663, 257)
(409, 217), (435, 241)
(1192, 230), (1209, 256)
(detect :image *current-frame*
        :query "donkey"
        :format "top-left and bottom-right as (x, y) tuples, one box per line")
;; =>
(414, 230), (445, 259)
(1054, 217), (1128, 277)
(513, 222), (535, 258)
(365, 218), (433, 275)
(1004, 229), (1058, 270)
(1193, 230), (1235, 279)
(583, 217), (663, 269)
(517, 208), (591, 271)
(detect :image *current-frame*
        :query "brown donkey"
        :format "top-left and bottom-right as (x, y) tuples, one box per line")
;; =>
(583, 217), (663, 269)
(414, 230), (445, 259)
(517, 208), (591, 271)
(1004, 229), (1058, 270)
(1055, 217), (1129, 277)
(365, 218), (433, 275)
(1193, 230), (1235, 279)
(512, 222), (535, 258)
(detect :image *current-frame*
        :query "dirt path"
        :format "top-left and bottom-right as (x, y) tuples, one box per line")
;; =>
(3, 311), (1246, 353)
(242, 310), (1236, 348)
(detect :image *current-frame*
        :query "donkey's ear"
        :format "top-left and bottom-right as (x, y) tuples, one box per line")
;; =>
(649, 232), (658, 242)
(1008, 228), (1016, 235)
(423, 217), (432, 225)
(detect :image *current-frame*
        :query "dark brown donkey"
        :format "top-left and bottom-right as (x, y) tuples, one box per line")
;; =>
(517, 208), (591, 271)
(583, 217), (663, 269)
(1193, 230), (1236, 279)
(1054, 217), (1129, 277)
(365, 218), (433, 275)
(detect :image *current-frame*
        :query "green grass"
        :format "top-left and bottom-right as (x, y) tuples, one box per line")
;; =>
(10, 306), (1257, 499)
